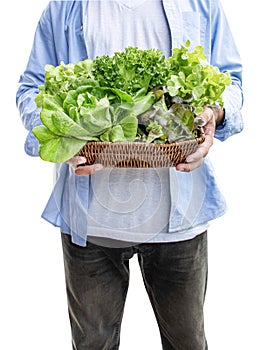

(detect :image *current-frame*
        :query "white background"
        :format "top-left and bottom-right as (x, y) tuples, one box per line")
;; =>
(1, 1), (259, 349)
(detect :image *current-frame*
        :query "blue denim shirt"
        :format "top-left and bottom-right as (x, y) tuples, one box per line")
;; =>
(16, 0), (243, 246)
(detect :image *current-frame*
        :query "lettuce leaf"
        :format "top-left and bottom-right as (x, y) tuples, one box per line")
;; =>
(32, 126), (88, 163)
(33, 42), (231, 163)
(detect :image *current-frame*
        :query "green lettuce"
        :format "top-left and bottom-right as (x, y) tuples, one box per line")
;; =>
(33, 42), (231, 163)
(33, 87), (155, 163)
(166, 41), (231, 113)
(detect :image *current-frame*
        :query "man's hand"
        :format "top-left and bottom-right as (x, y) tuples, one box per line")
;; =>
(176, 106), (224, 172)
(67, 156), (103, 176)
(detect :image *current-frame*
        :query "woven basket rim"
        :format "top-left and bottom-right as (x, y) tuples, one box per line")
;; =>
(79, 131), (205, 168)
(84, 136), (204, 147)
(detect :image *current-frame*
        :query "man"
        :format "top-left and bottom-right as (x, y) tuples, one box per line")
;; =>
(16, 1), (243, 349)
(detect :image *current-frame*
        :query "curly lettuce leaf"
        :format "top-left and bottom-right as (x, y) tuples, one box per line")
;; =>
(92, 47), (170, 95)
(166, 41), (232, 113)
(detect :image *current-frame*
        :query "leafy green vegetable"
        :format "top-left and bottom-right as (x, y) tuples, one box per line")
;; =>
(34, 87), (155, 162)
(92, 47), (169, 95)
(166, 41), (231, 113)
(33, 41), (231, 163)
(35, 60), (94, 102)
(32, 126), (88, 163)
(137, 93), (204, 143)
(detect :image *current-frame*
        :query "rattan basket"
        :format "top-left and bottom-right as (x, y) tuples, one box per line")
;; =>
(79, 130), (205, 168)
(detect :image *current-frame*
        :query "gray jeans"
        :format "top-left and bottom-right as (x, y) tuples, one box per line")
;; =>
(61, 232), (208, 350)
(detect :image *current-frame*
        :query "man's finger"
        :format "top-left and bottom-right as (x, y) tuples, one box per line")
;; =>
(67, 156), (87, 167)
(74, 163), (104, 176)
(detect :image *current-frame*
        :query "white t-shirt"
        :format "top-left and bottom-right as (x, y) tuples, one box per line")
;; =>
(82, 0), (208, 244)
(83, 0), (171, 58)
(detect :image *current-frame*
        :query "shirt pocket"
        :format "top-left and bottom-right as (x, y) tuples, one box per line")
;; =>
(182, 12), (207, 49)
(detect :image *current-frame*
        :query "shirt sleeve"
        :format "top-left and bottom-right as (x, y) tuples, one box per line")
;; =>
(210, 0), (244, 141)
(16, 3), (60, 156)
